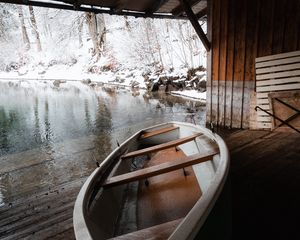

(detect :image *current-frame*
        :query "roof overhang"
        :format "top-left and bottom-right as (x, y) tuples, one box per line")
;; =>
(1, 0), (207, 20)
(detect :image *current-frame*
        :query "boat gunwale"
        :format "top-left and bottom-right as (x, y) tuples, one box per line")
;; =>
(168, 122), (230, 240)
(73, 123), (171, 239)
(73, 127), (143, 240)
(73, 122), (230, 240)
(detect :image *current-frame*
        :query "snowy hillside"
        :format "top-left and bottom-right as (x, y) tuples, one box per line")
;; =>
(0, 4), (207, 100)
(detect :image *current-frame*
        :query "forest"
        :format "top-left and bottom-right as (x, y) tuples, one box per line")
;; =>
(0, 3), (206, 72)
(0, 4), (207, 94)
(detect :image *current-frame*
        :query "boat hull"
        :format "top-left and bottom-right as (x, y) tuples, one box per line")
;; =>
(73, 122), (230, 240)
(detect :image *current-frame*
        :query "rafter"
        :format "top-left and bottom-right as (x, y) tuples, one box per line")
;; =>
(196, 7), (207, 19)
(172, 0), (200, 16)
(112, 0), (128, 13)
(145, 0), (170, 15)
(0, 0), (188, 20)
(180, 0), (210, 51)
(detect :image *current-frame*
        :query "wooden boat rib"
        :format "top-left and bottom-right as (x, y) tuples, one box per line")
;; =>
(103, 150), (218, 189)
(73, 122), (230, 240)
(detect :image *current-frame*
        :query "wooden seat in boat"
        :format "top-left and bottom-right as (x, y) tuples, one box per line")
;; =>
(110, 218), (183, 240)
(103, 150), (218, 188)
(139, 126), (179, 139)
(121, 133), (202, 160)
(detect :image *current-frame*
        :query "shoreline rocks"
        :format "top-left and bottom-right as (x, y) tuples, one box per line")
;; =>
(145, 66), (206, 94)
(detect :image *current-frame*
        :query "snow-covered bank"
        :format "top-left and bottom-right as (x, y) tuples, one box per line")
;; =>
(171, 90), (206, 102)
(0, 65), (147, 89)
(0, 63), (208, 101)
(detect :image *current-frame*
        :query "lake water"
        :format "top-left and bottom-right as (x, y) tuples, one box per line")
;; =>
(0, 80), (205, 205)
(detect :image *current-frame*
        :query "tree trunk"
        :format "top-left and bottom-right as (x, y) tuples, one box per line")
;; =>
(28, 5), (42, 52)
(124, 16), (131, 31)
(177, 21), (188, 67)
(144, 19), (157, 68)
(18, 6), (30, 50)
(154, 28), (164, 70)
(42, 9), (52, 39)
(97, 14), (106, 53)
(86, 12), (99, 58)
(85, 12), (106, 60)
(78, 17), (84, 48)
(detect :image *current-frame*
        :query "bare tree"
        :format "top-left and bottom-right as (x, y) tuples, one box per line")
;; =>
(160, 19), (174, 69)
(18, 6), (30, 50)
(28, 5), (42, 52)
(153, 22), (164, 70)
(0, 12), (6, 41)
(85, 13), (106, 60)
(177, 21), (188, 67)
(144, 19), (157, 68)
(78, 16), (84, 48)
(97, 14), (106, 53)
(124, 16), (131, 31)
(42, 9), (52, 39)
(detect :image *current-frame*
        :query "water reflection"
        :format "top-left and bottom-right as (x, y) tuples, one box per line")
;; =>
(0, 80), (205, 204)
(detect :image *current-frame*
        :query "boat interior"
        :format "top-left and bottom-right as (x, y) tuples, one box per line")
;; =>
(74, 122), (226, 240)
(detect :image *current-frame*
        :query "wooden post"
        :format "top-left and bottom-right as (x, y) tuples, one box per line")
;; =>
(180, 0), (211, 51)
(146, 0), (169, 15)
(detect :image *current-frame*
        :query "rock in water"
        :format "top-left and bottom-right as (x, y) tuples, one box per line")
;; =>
(53, 79), (66, 87)
(81, 79), (91, 85)
(53, 80), (61, 87)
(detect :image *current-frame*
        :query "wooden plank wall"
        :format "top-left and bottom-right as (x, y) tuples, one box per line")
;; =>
(206, 0), (300, 128)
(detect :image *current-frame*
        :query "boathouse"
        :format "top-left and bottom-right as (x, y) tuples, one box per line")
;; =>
(4, 0), (299, 130)
(1, 0), (299, 239)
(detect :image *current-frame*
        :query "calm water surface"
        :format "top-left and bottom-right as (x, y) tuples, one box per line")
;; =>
(0, 80), (205, 205)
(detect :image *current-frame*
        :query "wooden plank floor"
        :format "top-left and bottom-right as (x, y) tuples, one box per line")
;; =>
(0, 135), (106, 240)
(220, 129), (300, 239)
(0, 178), (83, 240)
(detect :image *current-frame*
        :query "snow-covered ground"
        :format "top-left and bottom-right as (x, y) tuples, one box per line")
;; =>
(0, 65), (147, 89)
(0, 63), (208, 101)
(171, 90), (206, 102)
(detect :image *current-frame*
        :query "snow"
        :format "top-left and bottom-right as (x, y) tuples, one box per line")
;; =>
(171, 90), (206, 101)
(0, 65), (148, 89)
(0, 4), (207, 100)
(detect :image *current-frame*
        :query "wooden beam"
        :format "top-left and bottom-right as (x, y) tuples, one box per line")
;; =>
(0, 0), (188, 20)
(122, 133), (202, 160)
(172, 0), (200, 16)
(103, 150), (218, 188)
(180, 0), (211, 51)
(196, 7), (207, 19)
(145, 0), (170, 15)
(139, 126), (179, 139)
(112, 0), (127, 13)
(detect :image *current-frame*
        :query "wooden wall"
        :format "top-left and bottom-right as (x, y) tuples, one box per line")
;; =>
(206, 0), (300, 128)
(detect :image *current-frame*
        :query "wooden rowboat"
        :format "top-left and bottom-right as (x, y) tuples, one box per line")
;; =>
(73, 122), (230, 239)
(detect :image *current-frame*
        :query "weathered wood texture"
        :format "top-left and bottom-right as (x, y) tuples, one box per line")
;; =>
(103, 150), (216, 188)
(219, 129), (300, 239)
(269, 90), (300, 131)
(137, 148), (201, 230)
(207, 0), (300, 128)
(0, 135), (104, 240)
(139, 126), (179, 139)
(255, 51), (300, 129)
(0, 178), (83, 240)
(111, 218), (183, 240)
(1, 0), (207, 20)
(121, 133), (202, 159)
